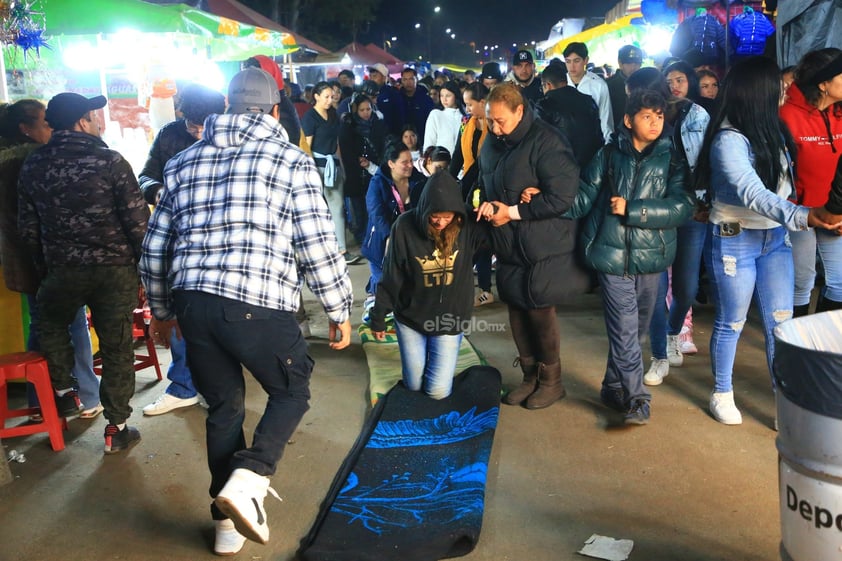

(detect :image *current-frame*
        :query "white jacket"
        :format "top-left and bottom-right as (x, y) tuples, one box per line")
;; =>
(423, 107), (463, 155)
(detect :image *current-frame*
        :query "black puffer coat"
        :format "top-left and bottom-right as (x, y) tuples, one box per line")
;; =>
(479, 105), (581, 309)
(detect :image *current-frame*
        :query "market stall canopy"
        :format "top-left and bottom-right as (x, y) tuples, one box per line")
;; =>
(340, 42), (404, 75)
(3, 0), (297, 68)
(200, 0), (331, 54)
(540, 15), (651, 65)
(777, 0), (842, 67)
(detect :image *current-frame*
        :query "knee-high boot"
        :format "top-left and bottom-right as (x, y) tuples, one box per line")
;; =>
(816, 297), (842, 313)
(525, 361), (566, 410)
(502, 357), (539, 406)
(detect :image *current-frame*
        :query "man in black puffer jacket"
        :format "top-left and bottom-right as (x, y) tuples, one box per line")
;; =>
(534, 62), (604, 168)
(138, 83), (225, 204)
(475, 83), (583, 411)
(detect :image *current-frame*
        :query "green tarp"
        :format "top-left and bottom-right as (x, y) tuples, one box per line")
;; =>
(4, 0), (296, 67)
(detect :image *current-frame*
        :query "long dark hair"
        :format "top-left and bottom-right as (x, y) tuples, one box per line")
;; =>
(695, 56), (795, 193)
(663, 60), (702, 103)
(794, 48), (842, 116)
(0, 99), (45, 143)
(380, 140), (411, 179)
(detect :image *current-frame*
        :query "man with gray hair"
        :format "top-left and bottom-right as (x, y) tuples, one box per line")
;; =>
(139, 67), (353, 555)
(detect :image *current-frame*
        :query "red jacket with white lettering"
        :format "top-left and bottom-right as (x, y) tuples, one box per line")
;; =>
(780, 84), (842, 207)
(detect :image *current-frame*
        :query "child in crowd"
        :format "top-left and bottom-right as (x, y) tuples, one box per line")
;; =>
(414, 145), (452, 177)
(370, 171), (487, 399)
(565, 89), (694, 425)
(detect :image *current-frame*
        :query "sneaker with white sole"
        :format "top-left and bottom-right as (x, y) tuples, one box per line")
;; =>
(667, 334), (684, 366)
(214, 468), (281, 544)
(142, 392), (200, 416)
(710, 391), (743, 425)
(678, 326), (698, 354)
(474, 290), (494, 306)
(214, 519), (247, 556)
(643, 359), (670, 386)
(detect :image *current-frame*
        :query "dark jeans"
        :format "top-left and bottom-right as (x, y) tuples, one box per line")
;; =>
(473, 249), (493, 292)
(37, 265), (137, 425)
(173, 290), (313, 519)
(598, 272), (658, 404)
(345, 195), (368, 246)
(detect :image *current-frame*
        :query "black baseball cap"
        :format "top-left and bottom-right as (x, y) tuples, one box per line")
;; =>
(480, 62), (503, 81)
(513, 50), (534, 65)
(45, 92), (107, 130)
(618, 45), (643, 64)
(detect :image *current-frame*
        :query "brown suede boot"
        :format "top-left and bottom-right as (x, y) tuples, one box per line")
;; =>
(502, 357), (539, 405)
(525, 361), (566, 409)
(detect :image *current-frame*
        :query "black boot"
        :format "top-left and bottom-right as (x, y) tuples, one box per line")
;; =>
(816, 297), (842, 313)
(525, 361), (566, 410)
(793, 304), (810, 318)
(502, 357), (539, 405)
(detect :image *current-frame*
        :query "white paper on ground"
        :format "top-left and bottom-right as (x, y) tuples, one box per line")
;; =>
(577, 534), (634, 561)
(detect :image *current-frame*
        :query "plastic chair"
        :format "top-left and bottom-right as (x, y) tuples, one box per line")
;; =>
(93, 308), (163, 381)
(0, 352), (67, 452)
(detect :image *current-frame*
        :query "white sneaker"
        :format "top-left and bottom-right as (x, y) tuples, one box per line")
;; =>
(710, 391), (743, 425)
(142, 392), (200, 416)
(214, 468), (281, 544)
(678, 326), (698, 354)
(667, 334), (684, 366)
(643, 359), (670, 386)
(474, 290), (494, 306)
(214, 519), (247, 556)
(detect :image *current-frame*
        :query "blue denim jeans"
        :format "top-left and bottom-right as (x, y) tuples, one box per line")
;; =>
(791, 228), (842, 305)
(650, 219), (708, 358)
(394, 321), (463, 400)
(164, 332), (198, 399)
(598, 273), (658, 404)
(173, 290), (312, 519)
(705, 224), (793, 393)
(26, 297), (99, 409)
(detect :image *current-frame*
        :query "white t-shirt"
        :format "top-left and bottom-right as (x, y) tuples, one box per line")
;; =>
(423, 107), (464, 155)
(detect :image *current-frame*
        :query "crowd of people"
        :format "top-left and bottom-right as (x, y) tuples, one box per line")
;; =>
(1, 41), (841, 556)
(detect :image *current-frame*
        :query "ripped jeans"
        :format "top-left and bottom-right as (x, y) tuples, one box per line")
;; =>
(705, 223), (793, 393)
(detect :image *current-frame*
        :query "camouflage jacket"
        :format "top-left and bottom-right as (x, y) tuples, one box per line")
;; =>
(17, 131), (150, 271)
(0, 142), (40, 293)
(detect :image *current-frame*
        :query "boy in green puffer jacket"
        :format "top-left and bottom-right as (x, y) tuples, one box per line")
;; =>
(566, 89), (694, 425)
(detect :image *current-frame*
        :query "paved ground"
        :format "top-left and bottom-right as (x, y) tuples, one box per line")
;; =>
(0, 263), (782, 561)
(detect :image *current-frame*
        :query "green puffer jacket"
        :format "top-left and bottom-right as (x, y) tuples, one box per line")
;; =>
(567, 129), (694, 276)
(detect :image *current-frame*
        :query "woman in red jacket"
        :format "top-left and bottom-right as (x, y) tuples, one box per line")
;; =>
(780, 48), (842, 314)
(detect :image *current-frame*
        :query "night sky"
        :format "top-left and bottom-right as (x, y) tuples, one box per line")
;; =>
(367, 0), (617, 56)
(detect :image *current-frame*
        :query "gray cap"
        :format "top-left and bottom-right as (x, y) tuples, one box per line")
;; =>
(227, 68), (281, 114)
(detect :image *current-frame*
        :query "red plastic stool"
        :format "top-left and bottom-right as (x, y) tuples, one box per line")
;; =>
(0, 352), (67, 452)
(93, 308), (163, 381)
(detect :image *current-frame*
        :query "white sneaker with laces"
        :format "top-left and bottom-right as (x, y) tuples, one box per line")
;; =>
(214, 468), (282, 544)
(643, 358), (670, 386)
(142, 392), (200, 416)
(678, 325), (698, 354)
(214, 519), (247, 556)
(710, 391), (743, 425)
(667, 334), (684, 366)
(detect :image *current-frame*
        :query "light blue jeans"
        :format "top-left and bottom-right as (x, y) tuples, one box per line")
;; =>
(705, 224), (794, 393)
(650, 219), (708, 358)
(790, 228), (842, 305)
(318, 164), (346, 253)
(164, 331), (198, 399)
(394, 321), (463, 400)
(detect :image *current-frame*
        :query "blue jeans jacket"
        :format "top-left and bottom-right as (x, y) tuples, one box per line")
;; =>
(709, 128), (808, 231)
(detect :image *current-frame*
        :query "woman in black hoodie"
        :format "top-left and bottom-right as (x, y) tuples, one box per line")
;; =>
(370, 171), (487, 399)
